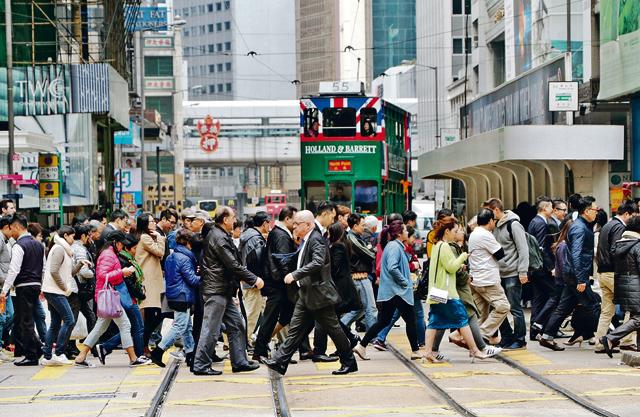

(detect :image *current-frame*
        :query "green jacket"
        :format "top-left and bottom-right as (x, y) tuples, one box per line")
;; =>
(428, 241), (468, 304)
(449, 242), (479, 317)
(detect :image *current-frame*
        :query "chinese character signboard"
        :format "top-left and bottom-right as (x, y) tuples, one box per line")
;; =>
(328, 160), (352, 173)
(38, 153), (63, 216)
(144, 37), (174, 48)
(548, 82), (579, 112)
(114, 168), (143, 205)
(144, 77), (175, 90)
(197, 115), (221, 153)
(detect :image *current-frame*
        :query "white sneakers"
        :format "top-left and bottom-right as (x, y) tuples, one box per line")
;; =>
(483, 346), (502, 357)
(40, 354), (73, 366)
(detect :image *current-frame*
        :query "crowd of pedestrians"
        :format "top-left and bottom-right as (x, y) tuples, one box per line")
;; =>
(0, 192), (638, 374)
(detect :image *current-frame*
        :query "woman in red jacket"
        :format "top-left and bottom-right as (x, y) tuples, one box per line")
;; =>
(74, 232), (150, 367)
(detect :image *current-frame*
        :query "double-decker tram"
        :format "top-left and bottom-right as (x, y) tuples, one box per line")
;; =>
(300, 81), (412, 216)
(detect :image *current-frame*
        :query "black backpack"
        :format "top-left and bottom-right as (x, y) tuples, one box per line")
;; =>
(505, 219), (544, 272)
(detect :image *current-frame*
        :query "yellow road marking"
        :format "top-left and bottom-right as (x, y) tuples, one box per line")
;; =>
(31, 365), (71, 380)
(132, 366), (161, 376)
(583, 386), (640, 396)
(48, 405), (149, 417)
(314, 361), (341, 370)
(176, 376), (268, 384)
(285, 372), (412, 381)
(468, 394), (565, 407)
(447, 387), (549, 395)
(501, 350), (551, 365)
(420, 360), (453, 368)
(545, 368), (640, 376)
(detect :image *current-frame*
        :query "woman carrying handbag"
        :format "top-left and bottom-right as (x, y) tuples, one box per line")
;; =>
(74, 231), (150, 368)
(424, 217), (489, 363)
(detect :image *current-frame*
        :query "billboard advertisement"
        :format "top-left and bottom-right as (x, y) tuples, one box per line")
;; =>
(505, 0), (533, 80)
(599, 0), (640, 99)
(465, 56), (565, 136)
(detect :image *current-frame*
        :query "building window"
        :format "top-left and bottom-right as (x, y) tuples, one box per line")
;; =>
(217, 43), (223, 51)
(217, 63), (223, 72)
(452, 0), (471, 14)
(208, 85), (216, 94)
(225, 83), (232, 92)
(199, 5), (205, 14)
(208, 44), (215, 53)
(217, 83), (223, 92)
(200, 25), (206, 35)
(184, 29), (190, 37)
(190, 6), (197, 15)
(224, 1), (230, 9)
(144, 56), (173, 76)
(225, 62), (231, 71)
(224, 21), (231, 30)
(208, 24), (214, 32)
(145, 96), (173, 124)
(183, 7), (189, 16)
(453, 38), (472, 54)
(216, 2), (222, 10)
(224, 41), (231, 51)
(216, 22), (222, 31)
(209, 64), (215, 73)
(208, 3), (214, 12)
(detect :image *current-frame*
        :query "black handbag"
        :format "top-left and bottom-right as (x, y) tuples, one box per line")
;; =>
(415, 259), (430, 300)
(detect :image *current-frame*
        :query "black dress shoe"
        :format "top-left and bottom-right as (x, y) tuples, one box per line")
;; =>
(212, 353), (227, 363)
(263, 358), (287, 376)
(252, 354), (269, 364)
(299, 351), (313, 361)
(14, 357), (39, 366)
(539, 338), (565, 351)
(232, 361), (260, 373)
(289, 358), (298, 364)
(193, 368), (223, 376)
(312, 354), (339, 363)
(601, 336), (614, 358)
(332, 361), (358, 375)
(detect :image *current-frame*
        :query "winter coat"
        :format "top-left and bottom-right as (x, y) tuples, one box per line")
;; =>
(42, 235), (82, 296)
(493, 210), (529, 277)
(239, 227), (266, 288)
(201, 224), (258, 297)
(528, 215), (555, 270)
(597, 217), (626, 273)
(611, 231), (640, 313)
(564, 216), (594, 285)
(347, 231), (376, 274)
(379, 239), (413, 305)
(136, 232), (166, 309)
(95, 245), (125, 301)
(164, 245), (200, 304)
(330, 243), (361, 314)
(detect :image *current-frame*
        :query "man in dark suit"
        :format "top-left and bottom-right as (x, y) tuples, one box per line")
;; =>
(264, 210), (357, 376)
(95, 210), (127, 250)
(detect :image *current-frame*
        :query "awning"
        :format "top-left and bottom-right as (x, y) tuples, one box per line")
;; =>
(0, 130), (56, 152)
(418, 125), (624, 217)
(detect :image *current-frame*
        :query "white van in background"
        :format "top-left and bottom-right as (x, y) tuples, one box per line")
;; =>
(411, 200), (436, 258)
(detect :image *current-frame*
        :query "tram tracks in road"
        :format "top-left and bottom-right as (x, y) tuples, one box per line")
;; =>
(388, 341), (620, 417)
(145, 358), (180, 417)
(268, 368), (292, 417)
(494, 353), (619, 417)
(386, 342), (480, 417)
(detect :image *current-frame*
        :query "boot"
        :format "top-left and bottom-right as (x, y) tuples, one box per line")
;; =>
(150, 347), (166, 368)
(185, 351), (194, 368)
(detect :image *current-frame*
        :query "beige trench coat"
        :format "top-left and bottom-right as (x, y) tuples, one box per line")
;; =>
(136, 232), (166, 309)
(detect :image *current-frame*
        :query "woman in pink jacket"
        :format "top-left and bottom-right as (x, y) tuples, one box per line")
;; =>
(74, 231), (150, 368)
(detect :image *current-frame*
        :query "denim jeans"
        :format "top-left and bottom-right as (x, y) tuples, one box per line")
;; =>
(35, 298), (47, 342)
(375, 299), (426, 346)
(102, 303), (145, 357)
(340, 279), (378, 331)
(43, 293), (76, 358)
(159, 309), (195, 353)
(500, 276), (527, 344)
(0, 296), (14, 346)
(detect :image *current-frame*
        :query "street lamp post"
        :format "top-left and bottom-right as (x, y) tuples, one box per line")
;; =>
(424, 65), (439, 148)
(5, 1), (15, 197)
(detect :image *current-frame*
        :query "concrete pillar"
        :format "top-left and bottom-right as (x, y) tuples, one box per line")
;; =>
(486, 164), (515, 208)
(592, 160), (610, 213)
(503, 162), (532, 204)
(568, 160), (595, 197)
(538, 161), (567, 199)
(450, 171), (480, 218)
(467, 167), (500, 199)
(517, 161), (548, 199)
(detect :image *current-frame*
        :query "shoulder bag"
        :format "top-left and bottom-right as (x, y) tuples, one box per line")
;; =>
(427, 243), (449, 304)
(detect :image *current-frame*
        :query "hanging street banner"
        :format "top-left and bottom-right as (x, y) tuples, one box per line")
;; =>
(125, 6), (168, 32)
(0, 64), (113, 121)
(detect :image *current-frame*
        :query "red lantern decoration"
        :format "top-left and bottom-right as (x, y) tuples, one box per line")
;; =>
(197, 115), (221, 153)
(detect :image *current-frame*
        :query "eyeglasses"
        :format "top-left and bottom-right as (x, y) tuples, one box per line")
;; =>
(586, 207), (600, 212)
(555, 208), (567, 212)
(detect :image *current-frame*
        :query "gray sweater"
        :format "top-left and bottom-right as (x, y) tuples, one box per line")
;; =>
(493, 210), (530, 277)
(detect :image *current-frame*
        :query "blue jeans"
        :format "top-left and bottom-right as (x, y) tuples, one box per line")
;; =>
(43, 293), (76, 358)
(103, 303), (145, 357)
(0, 296), (14, 345)
(159, 309), (195, 353)
(375, 299), (426, 345)
(341, 279), (378, 331)
(500, 276), (527, 344)
(35, 298), (47, 342)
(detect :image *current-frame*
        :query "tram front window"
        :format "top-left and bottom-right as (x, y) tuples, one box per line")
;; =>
(354, 180), (378, 214)
(329, 181), (352, 207)
(305, 181), (325, 213)
(322, 108), (356, 137)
